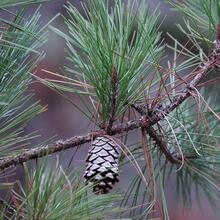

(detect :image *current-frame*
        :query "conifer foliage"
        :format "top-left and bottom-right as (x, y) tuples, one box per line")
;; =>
(1, 0), (220, 219)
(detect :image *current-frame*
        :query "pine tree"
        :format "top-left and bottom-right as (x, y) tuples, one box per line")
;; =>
(0, 0), (220, 219)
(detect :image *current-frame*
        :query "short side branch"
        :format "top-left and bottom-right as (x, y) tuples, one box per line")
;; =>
(106, 66), (118, 134)
(147, 127), (180, 164)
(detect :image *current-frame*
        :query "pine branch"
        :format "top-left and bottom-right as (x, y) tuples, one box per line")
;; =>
(131, 103), (180, 164)
(106, 66), (118, 134)
(0, 25), (219, 171)
(131, 104), (186, 164)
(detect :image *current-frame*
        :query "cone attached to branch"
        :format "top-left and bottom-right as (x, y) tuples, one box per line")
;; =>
(84, 136), (120, 194)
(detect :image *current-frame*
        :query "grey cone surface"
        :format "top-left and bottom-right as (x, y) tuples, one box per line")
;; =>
(84, 136), (120, 194)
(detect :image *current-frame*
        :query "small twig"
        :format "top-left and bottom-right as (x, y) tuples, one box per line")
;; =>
(106, 66), (118, 134)
(141, 128), (152, 177)
(141, 127), (157, 218)
(147, 127), (180, 164)
(216, 23), (220, 41)
(132, 101), (196, 164)
(131, 103), (148, 115)
(176, 155), (198, 161)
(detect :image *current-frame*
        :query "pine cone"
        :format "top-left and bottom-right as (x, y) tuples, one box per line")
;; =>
(84, 136), (120, 194)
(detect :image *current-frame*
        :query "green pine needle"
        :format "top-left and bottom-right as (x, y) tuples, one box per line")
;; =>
(0, 8), (47, 156)
(0, 0), (50, 8)
(49, 0), (163, 123)
(2, 158), (122, 220)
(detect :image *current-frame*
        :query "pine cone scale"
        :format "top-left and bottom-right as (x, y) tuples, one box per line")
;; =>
(84, 136), (120, 194)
